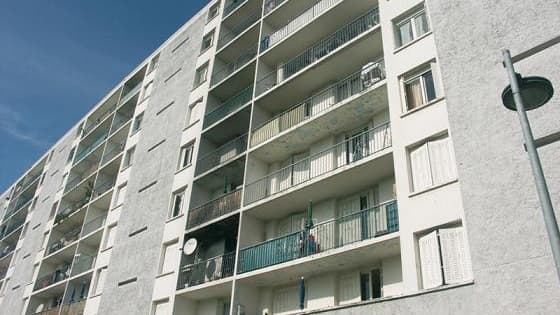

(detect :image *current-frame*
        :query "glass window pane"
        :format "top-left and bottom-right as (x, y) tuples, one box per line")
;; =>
(414, 12), (430, 37)
(398, 21), (413, 46)
(405, 77), (424, 110)
(423, 71), (436, 102)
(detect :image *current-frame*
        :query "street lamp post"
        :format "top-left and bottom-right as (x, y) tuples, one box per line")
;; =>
(501, 49), (560, 282)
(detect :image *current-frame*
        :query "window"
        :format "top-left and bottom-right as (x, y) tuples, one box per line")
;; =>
(207, 2), (220, 21)
(178, 143), (194, 169)
(200, 30), (215, 53)
(395, 7), (430, 47)
(103, 224), (117, 249)
(49, 202), (58, 220)
(114, 184), (127, 207)
(60, 173), (68, 189)
(93, 267), (108, 295)
(142, 81), (154, 99)
(169, 189), (185, 218)
(409, 135), (457, 192)
(148, 54), (160, 73)
(132, 113), (144, 133)
(152, 299), (170, 315)
(186, 100), (202, 126)
(159, 241), (179, 274)
(403, 64), (438, 111)
(360, 269), (381, 301)
(193, 63), (209, 88)
(418, 226), (472, 289)
(41, 232), (49, 250)
(123, 146), (136, 168)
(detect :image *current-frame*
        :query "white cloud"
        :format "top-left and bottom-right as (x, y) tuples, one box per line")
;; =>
(0, 104), (48, 148)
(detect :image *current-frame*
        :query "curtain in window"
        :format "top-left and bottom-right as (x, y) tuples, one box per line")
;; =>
(414, 12), (430, 37)
(398, 21), (413, 46)
(410, 144), (433, 191)
(405, 78), (424, 110)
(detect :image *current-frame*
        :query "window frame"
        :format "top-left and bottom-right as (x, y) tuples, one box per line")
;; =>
(114, 183), (127, 207)
(395, 7), (430, 48)
(123, 146), (136, 169)
(158, 240), (179, 275)
(178, 142), (195, 170)
(131, 113), (144, 134)
(193, 63), (209, 89)
(103, 224), (117, 250)
(207, 2), (221, 22)
(200, 30), (215, 54)
(169, 188), (186, 219)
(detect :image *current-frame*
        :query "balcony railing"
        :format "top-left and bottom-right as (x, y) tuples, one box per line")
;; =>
(92, 180), (115, 199)
(264, 0), (287, 15)
(177, 252), (235, 289)
(81, 215), (106, 237)
(196, 134), (248, 176)
(71, 254), (96, 276)
(224, 0), (248, 17)
(47, 227), (81, 255)
(14, 172), (42, 195)
(218, 9), (261, 49)
(261, 0), (342, 51)
(110, 114), (131, 134)
(238, 200), (398, 273)
(55, 204), (87, 225)
(256, 8), (379, 95)
(101, 143), (124, 165)
(5, 195), (33, 218)
(74, 132), (109, 164)
(1, 219), (25, 239)
(203, 85), (253, 129)
(187, 188), (242, 230)
(211, 47), (258, 87)
(33, 308), (61, 315)
(251, 60), (385, 147)
(34, 265), (71, 291)
(60, 300), (86, 315)
(245, 123), (391, 204)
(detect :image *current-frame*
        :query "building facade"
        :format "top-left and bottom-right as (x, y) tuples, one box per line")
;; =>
(1, 0), (559, 314)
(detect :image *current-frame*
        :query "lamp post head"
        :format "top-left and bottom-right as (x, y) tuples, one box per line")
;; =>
(502, 74), (554, 111)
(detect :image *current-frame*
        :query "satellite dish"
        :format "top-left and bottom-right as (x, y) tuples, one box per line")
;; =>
(183, 238), (197, 256)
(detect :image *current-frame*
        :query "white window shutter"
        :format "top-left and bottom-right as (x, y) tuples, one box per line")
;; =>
(419, 231), (443, 289)
(439, 227), (473, 284)
(428, 137), (457, 185)
(410, 144), (432, 191)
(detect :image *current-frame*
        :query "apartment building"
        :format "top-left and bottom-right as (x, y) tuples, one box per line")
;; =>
(1, 0), (559, 314)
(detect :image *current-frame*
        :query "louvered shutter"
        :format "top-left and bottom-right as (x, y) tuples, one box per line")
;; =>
(410, 144), (432, 191)
(439, 227), (473, 284)
(419, 231), (443, 289)
(428, 137), (457, 185)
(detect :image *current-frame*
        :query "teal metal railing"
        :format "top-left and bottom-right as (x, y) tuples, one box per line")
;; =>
(203, 85), (253, 128)
(251, 60), (385, 147)
(211, 46), (258, 86)
(256, 8), (379, 95)
(238, 200), (398, 273)
(245, 123), (392, 204)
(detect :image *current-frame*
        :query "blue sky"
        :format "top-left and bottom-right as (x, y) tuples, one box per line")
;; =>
(0, 0), (208, 192)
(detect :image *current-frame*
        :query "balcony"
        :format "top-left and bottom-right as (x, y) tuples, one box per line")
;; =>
(70, 254), (96, 276)
(204, 86), (253, 129)
(81, 215), (106, 237)
(0, 219), (25, 240)
(4, 195), (33, 219)
(34, 266), (71, 291)
(245, 123), (391, 204)
(13, 172), (42, 197)
(187, 188), (242, 230)
(81, 107), (115, 138)
(223, 0), (249, 17)
(238, 200), (398, 273)
(177, 252), (235, 289)
(256, 8), (380, 96)
(251, 60), (385, 147)
(74, 132), (108, 165)
(47, 227), (81, 255)
(211, 47), (258, 87)
(100, 143), (124, 166)
(261, 0), (342, 52)
(33, 308), (61, 315)
(0, 244), (15, 260)
(196, 134), (248, 176)
(218, 9), (261, 50)
(119, 82), (142, 106)
(264, 0), (287, 15)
